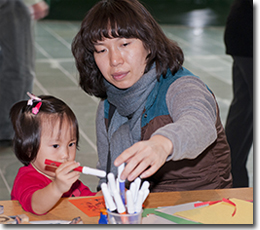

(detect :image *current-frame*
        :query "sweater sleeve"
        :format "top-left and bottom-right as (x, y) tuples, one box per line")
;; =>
(152, 76), (217, 161)
(95, 100), (109, 188)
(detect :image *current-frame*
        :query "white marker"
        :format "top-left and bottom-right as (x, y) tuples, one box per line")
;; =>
(82, 166), (106, 178)
(117, 163), (124, 180)
(116, 177), (119, 192)
(142, 188), (150, 203)
(107, 173), (118, 196)
(101, 183), (116, 212)
(126, 190), (135, 214)
(134, 190), (144, 213)
(133, 177), (141, 203)
(118, 163), (126, 205)
(140, 181), (150, 191)
(113, 189), (126, 214)
(129, 182), (137, 203)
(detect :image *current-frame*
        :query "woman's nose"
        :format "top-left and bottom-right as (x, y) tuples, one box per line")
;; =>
(109, 49), (123, 66)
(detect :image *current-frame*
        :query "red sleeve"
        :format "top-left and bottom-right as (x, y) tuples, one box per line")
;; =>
(12, 166), (96, 215)
(11, 165), (51, 215)
(64, 180), (96, 197)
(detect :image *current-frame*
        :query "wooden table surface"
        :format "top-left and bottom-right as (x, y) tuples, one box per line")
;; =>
(0, 187), (253, 224)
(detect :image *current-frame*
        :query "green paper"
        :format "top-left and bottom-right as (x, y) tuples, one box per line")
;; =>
(142, 208), (201, 224)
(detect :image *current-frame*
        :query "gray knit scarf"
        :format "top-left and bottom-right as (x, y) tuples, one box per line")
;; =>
(104, 65), (157, 177)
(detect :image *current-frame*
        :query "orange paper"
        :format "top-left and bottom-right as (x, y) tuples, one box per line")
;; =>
(69, 196), (105, 217)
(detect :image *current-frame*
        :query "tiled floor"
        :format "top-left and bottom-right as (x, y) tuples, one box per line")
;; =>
(0, 20), (253, 201)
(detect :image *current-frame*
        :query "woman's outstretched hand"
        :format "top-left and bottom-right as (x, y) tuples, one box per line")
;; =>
(114, 135), (173, 181)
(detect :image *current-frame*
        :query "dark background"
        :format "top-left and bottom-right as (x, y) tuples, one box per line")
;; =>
(44, 0), (234, 26)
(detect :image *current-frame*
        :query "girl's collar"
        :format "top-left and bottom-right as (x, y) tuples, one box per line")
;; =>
(31, 163), (54, 180)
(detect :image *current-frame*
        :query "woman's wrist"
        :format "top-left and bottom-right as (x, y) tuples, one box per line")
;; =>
(150, 135), (173, 159)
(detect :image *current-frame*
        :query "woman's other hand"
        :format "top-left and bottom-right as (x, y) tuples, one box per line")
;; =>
(30, 1), (49, 20)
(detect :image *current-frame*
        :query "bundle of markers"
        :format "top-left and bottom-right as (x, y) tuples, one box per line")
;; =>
(101, 164), (150, 217)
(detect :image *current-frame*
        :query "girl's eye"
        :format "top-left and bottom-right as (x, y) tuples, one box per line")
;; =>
(122, 42), (130, 47)
(69, 142), (76, 147)
(53, 144), (59, 148)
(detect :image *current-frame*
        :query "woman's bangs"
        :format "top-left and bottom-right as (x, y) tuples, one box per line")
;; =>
(89, 12), (139, 43)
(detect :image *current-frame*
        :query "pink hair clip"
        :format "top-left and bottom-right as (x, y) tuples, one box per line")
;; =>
(27, 92), (41, 105)
(32, 102), (42, 115)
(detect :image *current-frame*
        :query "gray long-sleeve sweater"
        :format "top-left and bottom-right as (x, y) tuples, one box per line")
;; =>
(96, 75), (218, 186)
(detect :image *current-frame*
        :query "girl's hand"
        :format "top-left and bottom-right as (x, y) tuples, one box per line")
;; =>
(52, 161), (81, 194)
(114, 135), (173, 182)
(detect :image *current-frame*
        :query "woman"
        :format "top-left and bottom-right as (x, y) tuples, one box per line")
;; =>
(72, 0), (232, 192)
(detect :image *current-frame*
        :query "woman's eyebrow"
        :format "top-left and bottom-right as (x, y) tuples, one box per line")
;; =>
(94, 42), (104, 46)
(94, 37), (126, 46)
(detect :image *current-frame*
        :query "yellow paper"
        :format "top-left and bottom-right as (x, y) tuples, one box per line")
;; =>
(174, 198), (253, 224)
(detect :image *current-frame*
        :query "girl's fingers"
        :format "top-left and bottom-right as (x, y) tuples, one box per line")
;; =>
(65, 170), (81, 180)
(56, 161), (80, 174)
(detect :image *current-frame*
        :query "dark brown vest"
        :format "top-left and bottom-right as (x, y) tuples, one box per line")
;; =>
(141, 102), (233, 192)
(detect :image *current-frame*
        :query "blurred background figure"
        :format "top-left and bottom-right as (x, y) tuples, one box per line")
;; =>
(0, 0), (49, 147)
(224, 0), (253, 187)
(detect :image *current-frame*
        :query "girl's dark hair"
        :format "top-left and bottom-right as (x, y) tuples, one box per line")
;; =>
(71, 0), (184, 99)
(9, 95), (79, 166)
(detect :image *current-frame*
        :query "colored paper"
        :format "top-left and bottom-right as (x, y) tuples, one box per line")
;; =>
(69, 196), (105, 217)
(174, 198), (253, 224)
(142, 214), (177, 224)
(142, 208), (200, 224)
(156, 201), (204, 215)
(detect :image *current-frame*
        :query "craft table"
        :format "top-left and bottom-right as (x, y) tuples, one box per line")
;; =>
(0, 187), (253, 224)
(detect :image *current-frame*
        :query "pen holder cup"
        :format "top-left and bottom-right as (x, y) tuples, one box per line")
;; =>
(107, 210), (142, 224)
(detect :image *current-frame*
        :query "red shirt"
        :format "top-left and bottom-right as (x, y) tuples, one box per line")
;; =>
(11, 164), (96, 215)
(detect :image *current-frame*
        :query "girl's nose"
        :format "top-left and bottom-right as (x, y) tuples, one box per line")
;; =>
(61, 147), (69, 160)
(110, 49), (123, 67)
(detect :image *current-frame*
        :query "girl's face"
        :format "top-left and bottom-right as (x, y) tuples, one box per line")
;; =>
(32, 117), (77, 178)
(94, 37), (149, 89)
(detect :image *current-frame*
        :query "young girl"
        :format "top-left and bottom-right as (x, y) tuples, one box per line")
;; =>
(10, 92), (101, 215)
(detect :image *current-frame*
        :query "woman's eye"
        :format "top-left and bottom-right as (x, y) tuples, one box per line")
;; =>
(95, 48), (106, 54)
(52, 144), (59, 148)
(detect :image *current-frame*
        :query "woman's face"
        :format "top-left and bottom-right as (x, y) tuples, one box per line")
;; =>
(94, 37), (149, 89)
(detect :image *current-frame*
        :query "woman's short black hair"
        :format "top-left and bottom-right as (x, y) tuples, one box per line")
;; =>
(9, 95), (79, 166)
(71, 0), (184, 99)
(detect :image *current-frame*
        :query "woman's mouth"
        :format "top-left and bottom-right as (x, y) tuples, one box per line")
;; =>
(112, 71), (129, 80)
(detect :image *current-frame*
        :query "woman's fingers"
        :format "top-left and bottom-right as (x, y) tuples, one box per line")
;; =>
(114, 143), (160, 181)
(114, 145), (138, 167)
(114, 135), (173, 181)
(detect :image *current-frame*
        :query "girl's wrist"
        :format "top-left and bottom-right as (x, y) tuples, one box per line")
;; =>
(50, 180), (64, 197)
